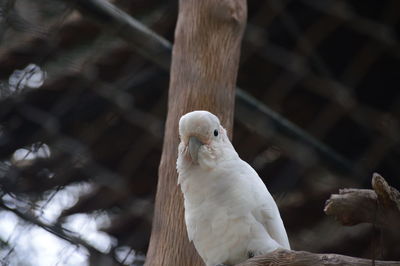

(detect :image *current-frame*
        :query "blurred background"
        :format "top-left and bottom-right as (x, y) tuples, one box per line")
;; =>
(0, 0), (399, 265)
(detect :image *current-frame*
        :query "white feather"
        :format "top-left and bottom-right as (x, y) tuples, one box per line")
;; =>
(177, 111), (290, 266)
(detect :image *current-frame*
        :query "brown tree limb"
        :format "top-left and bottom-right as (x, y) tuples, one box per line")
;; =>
(324, 173), (400, 228)
(236, 248), (400, 266)
(0, 201), (102, 255)
(0, 201), (128, 265)
(324, 188), (378, 226)
(145, 0), (247, 265)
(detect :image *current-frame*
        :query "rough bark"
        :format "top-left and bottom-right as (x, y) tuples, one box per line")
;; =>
(236, 248), (400, 266)
(324, 173), (400, 229)
(145, 0), (247, 265)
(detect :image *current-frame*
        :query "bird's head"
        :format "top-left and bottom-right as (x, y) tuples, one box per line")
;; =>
(178, 110), (230, 166)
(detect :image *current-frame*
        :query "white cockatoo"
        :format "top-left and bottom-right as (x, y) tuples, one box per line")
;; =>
(176, 110), (290, 266)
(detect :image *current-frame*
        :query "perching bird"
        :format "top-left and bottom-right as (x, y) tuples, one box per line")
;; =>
(177, 110), (290, 266)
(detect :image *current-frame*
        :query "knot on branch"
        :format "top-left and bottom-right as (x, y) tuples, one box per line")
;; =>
(372, 173), (400, 211)
(211, 0), (247, 24)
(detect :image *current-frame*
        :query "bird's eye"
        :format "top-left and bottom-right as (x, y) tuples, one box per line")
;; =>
(213, 129), (218, 137)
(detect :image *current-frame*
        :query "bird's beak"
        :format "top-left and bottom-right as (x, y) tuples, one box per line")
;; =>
(188, 136), (203, 163)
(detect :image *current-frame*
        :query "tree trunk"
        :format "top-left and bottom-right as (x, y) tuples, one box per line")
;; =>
(145, 0), (247, 265)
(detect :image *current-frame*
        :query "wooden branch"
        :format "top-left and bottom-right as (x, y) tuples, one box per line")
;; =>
(235, 248), (400, 266)
(0, 201), (127, 264)
(0, 201), (102, 256)
(325, 188), (378, 226)
(324, 173), (400, 229)
(145, 0), (247, 265)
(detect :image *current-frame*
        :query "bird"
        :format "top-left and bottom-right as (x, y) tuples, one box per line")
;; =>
(176, 110), (290, 266)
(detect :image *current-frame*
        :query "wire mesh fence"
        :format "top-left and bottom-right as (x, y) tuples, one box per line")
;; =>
(0, 0), (399, 265)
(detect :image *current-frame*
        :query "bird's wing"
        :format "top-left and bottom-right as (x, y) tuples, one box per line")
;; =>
(252, 203), (290, 249)
(238, 160), (291, 249)
(184, 208), (196, 241)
